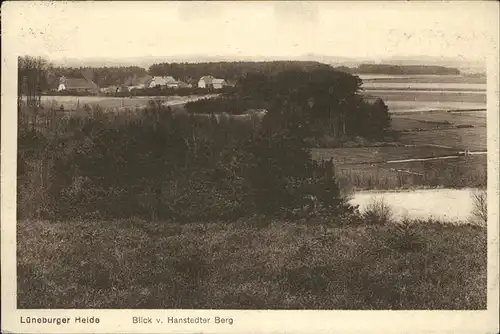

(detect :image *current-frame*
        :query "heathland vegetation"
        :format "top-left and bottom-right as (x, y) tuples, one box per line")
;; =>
(16, 56), (487, 309)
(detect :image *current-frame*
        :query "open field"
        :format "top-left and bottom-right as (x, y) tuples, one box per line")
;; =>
(365, 90), (486, 104)
(311, 146), (459, 165)
(329, 73), (488, 191)
(336, 155), (487, 191)
(40, 94), (218, 110)
(313, 102), (487, 191)
(385, 101), (486, 113)
(362, 74), (487, 113)
(358, 74), (486, 84)
(398, 127), (486, 151)
(17, 218), (486, 309)
(390, 110), (486, 131)
(362, 82), (486, 91)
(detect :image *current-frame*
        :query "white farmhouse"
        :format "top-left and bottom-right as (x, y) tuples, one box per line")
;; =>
(198, 76), (215, 88)
(212, 78), (227, 89)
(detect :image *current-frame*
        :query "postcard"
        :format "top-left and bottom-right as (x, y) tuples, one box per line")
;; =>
(1, 1), (499, 333)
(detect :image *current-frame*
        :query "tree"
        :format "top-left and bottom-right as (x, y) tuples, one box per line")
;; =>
(18, 56), (51, 107)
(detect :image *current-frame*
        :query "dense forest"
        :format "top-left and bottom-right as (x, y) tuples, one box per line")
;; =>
(148, 61), (333, 82)
(186, 68), (391, 141)
(50, 66), (148, 88)
(335, 64), (461, 75)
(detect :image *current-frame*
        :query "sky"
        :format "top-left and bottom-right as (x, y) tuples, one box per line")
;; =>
(3, 1), (498, 64)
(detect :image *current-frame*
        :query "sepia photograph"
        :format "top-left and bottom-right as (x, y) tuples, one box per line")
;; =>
(1, 1), (499, 333)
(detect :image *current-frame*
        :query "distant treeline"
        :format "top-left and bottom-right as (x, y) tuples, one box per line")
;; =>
(148, 61), (333, 82)
(50, 66), (148, 88)
(335, 64), (461, 75)
(39, 60), (336, 90)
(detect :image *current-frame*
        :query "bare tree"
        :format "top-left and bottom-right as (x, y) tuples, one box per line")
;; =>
(18, 56), (52, 130)
(471, 188), (487, 225)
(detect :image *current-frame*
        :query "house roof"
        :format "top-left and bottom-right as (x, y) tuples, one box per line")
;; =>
(164, 76), (177, 84)
(199, 76), (215, 84)
(125, 75), (152, 86)
(61, 77), (98, 90)
(150, 76), (167, 85)
(212, 78), (226, 84)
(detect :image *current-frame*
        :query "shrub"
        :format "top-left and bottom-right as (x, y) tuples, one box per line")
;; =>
(386, 218), (426, 252)
(361, 197), (393, 225)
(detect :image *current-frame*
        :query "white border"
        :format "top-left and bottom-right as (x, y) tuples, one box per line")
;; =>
(2, 2), (499, 333)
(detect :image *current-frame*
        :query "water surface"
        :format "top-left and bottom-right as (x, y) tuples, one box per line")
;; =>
(349, 188), (481, 222)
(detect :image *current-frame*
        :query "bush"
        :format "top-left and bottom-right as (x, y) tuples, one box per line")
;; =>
(386, 218), (426, 252)
(361, 197), (393, 225)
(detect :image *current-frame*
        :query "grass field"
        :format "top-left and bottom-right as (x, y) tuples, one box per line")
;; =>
(365, 91), (486, 104)
(323, 74), (488, 191)
(313, 104), (487, 190)
(311, 146), (459, 165)
(40, 94), (217, 110)
(362, 74), (487, 113)
(336, 155), (487, 191)
(17, 218), (486, 309)
(398, 127), (486, 151)
(390, 111), (486, 131)
(358, 74), (486, 84)
(385, 101), (487, 113)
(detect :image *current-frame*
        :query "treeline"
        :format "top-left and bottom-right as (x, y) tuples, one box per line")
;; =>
(148, 61), (333, 82)
(50, 66), (148, 88)
(18, 103), (355, 223)
(335, 64), (461, 75)
(186, 68), (391, 141)
(18, 56), (51, 106)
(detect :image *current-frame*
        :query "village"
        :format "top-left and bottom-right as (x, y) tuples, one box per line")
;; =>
(56, 74), (236, 95)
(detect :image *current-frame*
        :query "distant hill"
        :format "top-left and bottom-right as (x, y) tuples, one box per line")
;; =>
(334, 64), (461, 76)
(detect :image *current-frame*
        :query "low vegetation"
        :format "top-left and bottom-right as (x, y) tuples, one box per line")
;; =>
(335, 155), (487, 191)
(17, 217), (486, 309)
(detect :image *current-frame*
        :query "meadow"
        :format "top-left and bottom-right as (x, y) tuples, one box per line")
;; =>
(383, 101), (486, 113)
(40, 94), (218, 110)
(335, 155), (487, 191)
(358, 74), (486, 84)
(18, 218), (486, 309)
(390, 111), (486, 131)
(361, 74), (487, 113)
(321, 73), (488, 191)
(398, 127), (486, 151)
